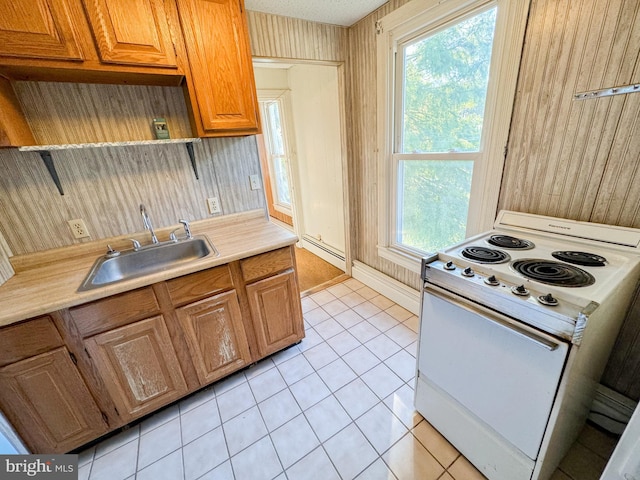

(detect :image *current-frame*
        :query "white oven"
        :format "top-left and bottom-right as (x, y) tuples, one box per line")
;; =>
(415, 211), (640, 480)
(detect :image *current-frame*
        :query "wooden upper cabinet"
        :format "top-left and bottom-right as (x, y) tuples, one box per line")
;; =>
(0, 0), (84, 61)
(81, 0), (178, 68)
(176, 0), (260, 136)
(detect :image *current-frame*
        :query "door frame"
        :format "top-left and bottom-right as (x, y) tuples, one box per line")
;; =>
(253, 58), (352, 275)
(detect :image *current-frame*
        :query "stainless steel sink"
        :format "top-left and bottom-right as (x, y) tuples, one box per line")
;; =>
(78, 235), (218, 291)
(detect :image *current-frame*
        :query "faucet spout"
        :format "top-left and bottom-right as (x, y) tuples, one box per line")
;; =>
(140, 204), (158, 244)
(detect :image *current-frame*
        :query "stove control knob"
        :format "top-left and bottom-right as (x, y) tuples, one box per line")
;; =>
(538, 293), (559, 306)
(511, 284), (529, 296)
(484, 275), (500, 286)
(444, 261), (456, 271)
(461, 267), (474, 277)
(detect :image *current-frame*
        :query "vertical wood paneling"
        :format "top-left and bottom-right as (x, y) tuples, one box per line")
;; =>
(346, 0), (420, 290)
(247, 11), (347, 62)
(0, 232), (13, 285)
(499, 0), (640, 228)
(0, 82), (264, 255)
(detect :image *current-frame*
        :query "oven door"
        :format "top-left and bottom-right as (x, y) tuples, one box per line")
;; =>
(418, 283), (569, 460)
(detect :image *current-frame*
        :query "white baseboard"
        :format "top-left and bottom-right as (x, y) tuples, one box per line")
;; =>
(589, 384), (638, 434)
(352, 261), (421, 315)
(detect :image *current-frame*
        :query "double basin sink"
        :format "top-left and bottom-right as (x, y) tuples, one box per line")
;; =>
(78, 235), (218, 291)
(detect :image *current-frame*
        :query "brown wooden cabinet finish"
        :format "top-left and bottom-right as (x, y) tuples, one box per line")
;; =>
(70, 287), (160, 337)
(0, 347), (107, 453)
(166, 264), (234, 306)
(84, 315), (188, 422)
(81, 0), (178, 68)
(176, 290), (252, 384)
(0, 246), (302, 452)
(176, 0), (260, 136)
(241, 247), (294, 283)
(246, 269), (304, 357)
(0, 0), (84, 61)
(0, 316), (63, 367)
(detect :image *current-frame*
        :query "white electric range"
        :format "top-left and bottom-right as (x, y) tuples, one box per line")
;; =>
(415, 210), (640, 480)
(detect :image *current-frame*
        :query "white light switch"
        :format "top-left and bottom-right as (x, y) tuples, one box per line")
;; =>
(249, 174), (262, 190)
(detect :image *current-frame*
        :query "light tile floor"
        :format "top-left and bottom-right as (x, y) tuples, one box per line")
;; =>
(76, 277), (616, 480)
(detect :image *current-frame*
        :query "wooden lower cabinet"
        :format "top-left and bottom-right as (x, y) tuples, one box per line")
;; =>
(0, 348), (107, 453)
(84, 315), (188, 422)
(0, 246), (303, 453)
(246, 269), (304, 357)
(176, 290), (252, 385)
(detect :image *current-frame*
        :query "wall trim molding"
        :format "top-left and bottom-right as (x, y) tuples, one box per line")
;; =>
(352, 261), (421, 314)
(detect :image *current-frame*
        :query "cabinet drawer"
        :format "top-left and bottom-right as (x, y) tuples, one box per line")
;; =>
(240, 247), (294, 283)
(0, 316), (63, 367)
(70, 287), (160, 337)
(166, 265), (234, 306)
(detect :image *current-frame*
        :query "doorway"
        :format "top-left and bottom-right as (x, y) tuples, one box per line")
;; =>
(253, 61), (349, 282)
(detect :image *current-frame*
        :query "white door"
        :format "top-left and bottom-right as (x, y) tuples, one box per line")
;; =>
(601, 403), (640, 480)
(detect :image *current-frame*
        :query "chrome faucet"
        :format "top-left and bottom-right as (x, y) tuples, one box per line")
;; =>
(140, 204), (158, 244)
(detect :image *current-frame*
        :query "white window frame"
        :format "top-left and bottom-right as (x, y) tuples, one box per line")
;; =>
(258, 89), (295, 218)
(376, 0), (530, 273)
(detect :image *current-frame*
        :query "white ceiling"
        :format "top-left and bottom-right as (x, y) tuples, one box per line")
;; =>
(244, 0), (388, 27)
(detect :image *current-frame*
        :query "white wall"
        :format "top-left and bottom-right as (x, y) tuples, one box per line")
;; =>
(288, 64), (345, 255)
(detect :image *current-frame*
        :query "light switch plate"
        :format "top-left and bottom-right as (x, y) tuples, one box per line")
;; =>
(249, 174), (262, 190)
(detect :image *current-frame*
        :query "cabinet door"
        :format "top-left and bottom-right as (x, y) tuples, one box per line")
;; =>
(177, 290), (252, 385)
(0, 348), (107, 453)
(84, 315), (187, 422)
(81, 0), (178, 68)
(176, 0), (260, 135)
(246, 270), (304, 357)
(0, 0), (84, 61)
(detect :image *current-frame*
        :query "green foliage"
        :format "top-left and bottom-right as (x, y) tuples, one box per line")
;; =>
(396, 8), (496, 253)
(401, 7), (496, 153)
(399, 161), (473, 252)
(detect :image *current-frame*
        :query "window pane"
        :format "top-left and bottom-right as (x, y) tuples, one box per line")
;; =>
(266, 102), (285, 156)
(273, 156), (291, 207)
(398, 160), (473, 252)
(401, 7), (497, 153)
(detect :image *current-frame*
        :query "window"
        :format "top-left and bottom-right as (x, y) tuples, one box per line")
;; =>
(377, 0), (530, 271)
(259, 95), (293, 216)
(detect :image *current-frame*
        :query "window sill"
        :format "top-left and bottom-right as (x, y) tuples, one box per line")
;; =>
(377, 245), (427, 275)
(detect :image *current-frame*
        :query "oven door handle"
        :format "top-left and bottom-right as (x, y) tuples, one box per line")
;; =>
(424, 284), (561, 351)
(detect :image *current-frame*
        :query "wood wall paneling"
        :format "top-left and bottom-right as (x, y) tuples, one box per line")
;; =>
(345, 0), (420, 290)
(247, 11), (347, 62)
(0, 82), (264, 255)
(499, 0), (640, 228)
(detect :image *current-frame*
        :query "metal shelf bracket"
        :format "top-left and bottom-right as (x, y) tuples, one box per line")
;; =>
(38, 151), (64, 196)
(185, 142), (199, 180)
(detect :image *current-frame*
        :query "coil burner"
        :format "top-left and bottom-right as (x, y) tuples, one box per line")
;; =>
(488, 235), (535, 249)
(461, 246), (511, 264)
(551, 251), (607, 267)
(511, 259), (595, 287)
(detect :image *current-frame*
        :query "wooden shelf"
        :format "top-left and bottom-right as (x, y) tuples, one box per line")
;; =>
(18, 138), (202, 195)
(18, 138), (201, 151)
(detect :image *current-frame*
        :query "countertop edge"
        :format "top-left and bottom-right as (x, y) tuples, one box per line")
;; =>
(0, 211), (298, 328)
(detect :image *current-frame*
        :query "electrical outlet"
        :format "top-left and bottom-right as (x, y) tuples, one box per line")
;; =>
(207, 197), (221, 214)
(249, 174), (262, 191)
(68, 219), (90, 239)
